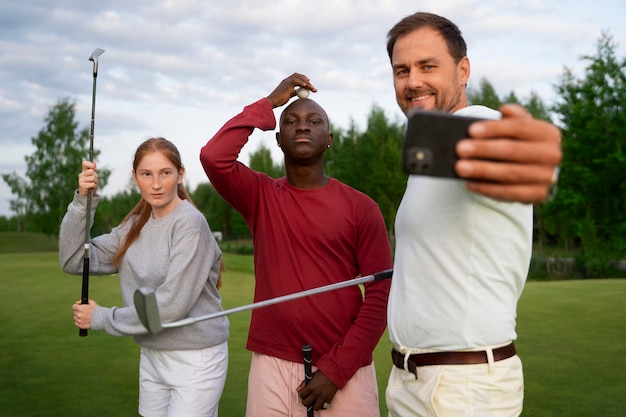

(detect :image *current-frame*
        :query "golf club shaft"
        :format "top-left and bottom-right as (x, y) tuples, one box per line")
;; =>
(303, 344), (313, 417)
(161, 269), (393, 329)
(80, 49), (104, 337)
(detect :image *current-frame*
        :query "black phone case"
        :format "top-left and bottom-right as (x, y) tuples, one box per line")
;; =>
(403, 110), (483, 178)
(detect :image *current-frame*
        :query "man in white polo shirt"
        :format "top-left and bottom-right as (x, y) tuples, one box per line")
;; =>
(384, 11), (562, 417)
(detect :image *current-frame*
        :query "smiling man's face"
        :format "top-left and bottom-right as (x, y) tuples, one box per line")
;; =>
(391, 26), (470, 115)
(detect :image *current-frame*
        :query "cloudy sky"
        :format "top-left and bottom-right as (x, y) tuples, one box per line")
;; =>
(1, 0), (625, 217)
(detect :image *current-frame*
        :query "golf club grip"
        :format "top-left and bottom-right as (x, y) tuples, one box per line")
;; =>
(302, 344), (313, 417)
(373, 268), (393, 280)
(79, 257), (89, 337)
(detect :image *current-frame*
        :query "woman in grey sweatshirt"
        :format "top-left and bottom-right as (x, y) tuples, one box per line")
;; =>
(60, 137), (229, 417)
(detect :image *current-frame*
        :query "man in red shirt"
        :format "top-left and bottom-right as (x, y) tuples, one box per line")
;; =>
(200, 73), (393, 417)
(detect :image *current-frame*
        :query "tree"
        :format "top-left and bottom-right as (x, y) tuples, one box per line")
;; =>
(192, 182), (249, 240)
(525, 91), (553, 122)
(468, 77), (504, 109)
(2, 98), (111, 236)
(248, 143), (285, 178)
(3, 175), (27, 231)
(544, 32), (626, 276)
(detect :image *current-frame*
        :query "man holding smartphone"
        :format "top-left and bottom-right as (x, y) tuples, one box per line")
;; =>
(385, 12), (562, 417)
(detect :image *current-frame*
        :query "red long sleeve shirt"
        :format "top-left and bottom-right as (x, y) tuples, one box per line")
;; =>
(200, 98), (392, 388)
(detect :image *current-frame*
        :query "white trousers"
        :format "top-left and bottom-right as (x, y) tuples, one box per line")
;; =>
(138, 342), (228, 417)
(386, 354), (523, 417)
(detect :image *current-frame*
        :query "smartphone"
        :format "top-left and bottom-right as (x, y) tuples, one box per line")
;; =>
(403, 109), (484, 178)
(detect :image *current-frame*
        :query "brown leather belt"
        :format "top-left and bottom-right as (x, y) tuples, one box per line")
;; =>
(391, 343), (516, 379)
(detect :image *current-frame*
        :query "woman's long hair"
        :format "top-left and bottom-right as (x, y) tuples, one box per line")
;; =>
(113, 137), (223, 288)
(113, 138), (192, 267)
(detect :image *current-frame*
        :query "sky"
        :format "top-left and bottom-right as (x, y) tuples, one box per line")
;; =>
(1, 0), (625, 217)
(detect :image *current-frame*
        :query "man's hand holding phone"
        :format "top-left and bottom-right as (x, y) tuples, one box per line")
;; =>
(402, 105), (562, 204)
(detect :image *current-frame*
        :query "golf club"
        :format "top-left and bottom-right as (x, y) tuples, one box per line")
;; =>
(302, 344), (313, 417)
(134, 268), (393, 334)
(79, 47), (105, 337)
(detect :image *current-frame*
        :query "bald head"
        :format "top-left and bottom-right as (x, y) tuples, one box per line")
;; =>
(279, 98), (330, 128)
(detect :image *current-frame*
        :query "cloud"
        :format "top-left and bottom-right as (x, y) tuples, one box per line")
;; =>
(1, 0), (625, 216)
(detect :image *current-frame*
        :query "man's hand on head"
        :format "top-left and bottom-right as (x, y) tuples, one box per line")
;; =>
(267, 73), (317, 108)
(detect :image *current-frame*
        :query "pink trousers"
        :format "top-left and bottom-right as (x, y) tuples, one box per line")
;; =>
(245, 352), (380, 417)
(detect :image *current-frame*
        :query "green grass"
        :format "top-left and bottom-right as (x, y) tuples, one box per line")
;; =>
(0, 231), (58, 253)
(517, 279), (626, 416)
(1, 249), (625, 416)
(0, 252), (139, 416)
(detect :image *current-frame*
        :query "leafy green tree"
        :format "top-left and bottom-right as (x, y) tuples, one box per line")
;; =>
(193, 182), (231, 236)
(0, 215), (15, 232)
(502, 91), (521, 106)
(3, 176), (27, 231)
(544, 32), (626, 276)
(468, 77), (504, 109)
(525, 91), (553, 122)
(324, 120), (360, 186)
(248, 143), (285, 178)
(2, 98), (111, 236)
(192, 182), (249, 240)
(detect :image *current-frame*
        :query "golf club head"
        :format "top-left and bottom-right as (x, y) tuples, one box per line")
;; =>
(134, 287), (164, 334)
(88, 48), (105, 75)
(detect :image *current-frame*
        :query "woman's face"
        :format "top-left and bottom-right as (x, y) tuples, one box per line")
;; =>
(132, 150), (183, 219)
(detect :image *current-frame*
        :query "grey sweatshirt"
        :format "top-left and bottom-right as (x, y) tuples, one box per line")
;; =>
(59, 192), (229, 350)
